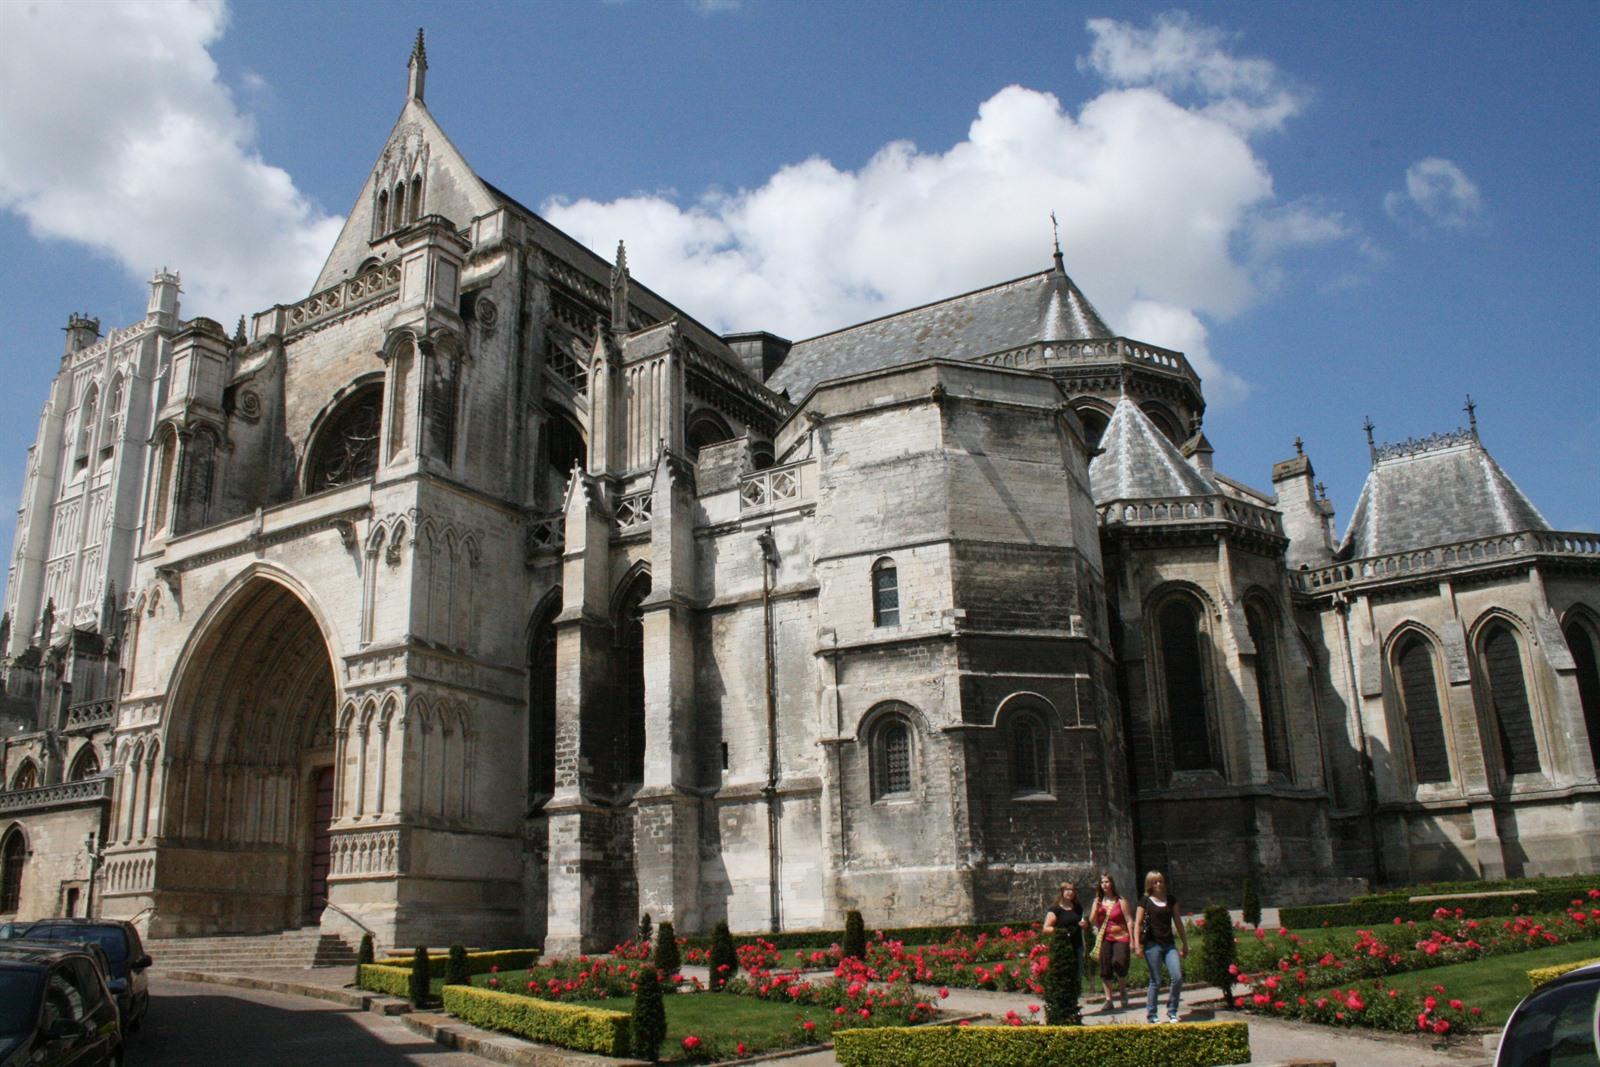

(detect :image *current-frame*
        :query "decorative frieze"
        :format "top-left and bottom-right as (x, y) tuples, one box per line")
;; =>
(329, 827), (402, 877)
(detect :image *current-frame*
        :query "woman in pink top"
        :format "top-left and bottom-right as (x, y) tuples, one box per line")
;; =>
(1089, 871), (1132, 1010)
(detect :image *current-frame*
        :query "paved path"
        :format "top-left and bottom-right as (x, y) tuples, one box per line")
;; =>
(128, 977), (485, 1066)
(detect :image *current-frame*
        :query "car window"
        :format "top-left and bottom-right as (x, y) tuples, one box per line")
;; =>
(0, 971), (44, 1035)
(1499, 980), (1600, 1067)
(42, 967), (86, 1026)
(68, 959), (106, 1011)
(25, 925), (129, 965)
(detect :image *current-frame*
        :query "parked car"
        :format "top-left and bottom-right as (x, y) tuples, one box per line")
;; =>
(0, 943), (123, 1066)
(1495, 960), (1600, 1067)
(0, 923), (23, 940)
(17, 921), (150, 1033)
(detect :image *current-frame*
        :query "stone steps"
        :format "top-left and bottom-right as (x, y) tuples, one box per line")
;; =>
(148, 929), (357, 970)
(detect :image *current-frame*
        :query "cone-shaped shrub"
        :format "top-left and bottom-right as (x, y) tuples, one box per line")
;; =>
(843, 909), (867, 960)
(1200, 903), (1237, 1003)
(408, 945), (430, 1007)
(1043, 927), (1081, 1026)
(354, 932), (375, 985)
(638, 912), (653, 945)
(444, 944), (469, 987)
(708, 921), (738, 991)
(632, 964), (668, 1062)
(653, 921), (680, 979)
(1242, 876), (1261, 929)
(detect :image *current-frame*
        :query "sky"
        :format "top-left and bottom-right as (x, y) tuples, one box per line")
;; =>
(1, 0), (1596, 611)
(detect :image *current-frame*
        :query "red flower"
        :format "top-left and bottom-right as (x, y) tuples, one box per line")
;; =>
(682, 1035), (701, 1051)
(1432, 1019), (1450, 1035)
(736, 1043), (746, 1055)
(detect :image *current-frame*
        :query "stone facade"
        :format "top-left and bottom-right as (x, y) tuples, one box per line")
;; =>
(2, 37), (1596, 945)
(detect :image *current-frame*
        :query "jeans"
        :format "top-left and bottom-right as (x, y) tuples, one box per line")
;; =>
(1143, 943), (1182, 1020)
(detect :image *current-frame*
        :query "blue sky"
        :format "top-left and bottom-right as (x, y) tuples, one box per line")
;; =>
(1, 0), (1596, 610)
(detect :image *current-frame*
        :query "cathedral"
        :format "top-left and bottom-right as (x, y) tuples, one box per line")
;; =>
(3, 36), (1597, 953)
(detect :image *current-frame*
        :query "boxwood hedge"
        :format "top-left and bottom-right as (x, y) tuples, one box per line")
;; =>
(357, 948), (542, 995)
(441, 985), (631, 1057)
(834, 1021), (1250, 1067)
(1280, 882), (1595, 929)
(1527, 957), (1600, 989)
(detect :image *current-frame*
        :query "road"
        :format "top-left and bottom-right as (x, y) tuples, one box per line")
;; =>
(127, 977), (486, 1066)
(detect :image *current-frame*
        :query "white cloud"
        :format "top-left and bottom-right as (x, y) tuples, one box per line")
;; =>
(546, 15), (1351, 406)
(1384, 158), (1485, 230)
(1081, 11), (1304, 134)
(689, 0), (744, 13)
(0, 0), (339, 323)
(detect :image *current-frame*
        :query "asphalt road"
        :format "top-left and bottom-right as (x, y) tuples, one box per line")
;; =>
(127, 977), (486, 1066)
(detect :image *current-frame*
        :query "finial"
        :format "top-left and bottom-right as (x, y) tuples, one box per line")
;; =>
(233, 315), (247, 345)
(610, 240), (630, 336)
(1294, 435), (1304, 456)
(1463, 393), (1478, 438)
(1363, 416), (1377, 463)
(1315, 480), (1327, 500)
(407, 28), (428, 103)
(1049, 211), (1064, 273)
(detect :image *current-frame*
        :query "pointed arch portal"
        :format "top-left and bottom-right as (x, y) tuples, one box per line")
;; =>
(156, 575), (339, 934)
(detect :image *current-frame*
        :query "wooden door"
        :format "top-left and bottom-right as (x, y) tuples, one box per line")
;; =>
(306, 767), (334, 923)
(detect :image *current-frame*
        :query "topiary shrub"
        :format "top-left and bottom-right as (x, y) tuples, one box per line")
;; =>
(1043, 927), (1081, 1026)
(443, 986), (630, 1056)
(638, 912), (653, 945)
(653, 921), (680, 979)
(843, 909), (867, 960)
(1198, 904), (1236, 1004)
(834, 1021), (1251, 1066)
(1242, 877), (1261, 929)
(631, 964), (668, 1062)
(408, 945), (430, 1007)
(445, 944), (469, 987)
(355, 932), (374, 985)
(708, 920), (738, 992)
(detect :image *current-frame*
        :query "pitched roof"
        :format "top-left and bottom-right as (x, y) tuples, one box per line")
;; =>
(1089, 397), (1216, 504)
(768, 264), (1112, 399)
(1338, 430), (1550, 559)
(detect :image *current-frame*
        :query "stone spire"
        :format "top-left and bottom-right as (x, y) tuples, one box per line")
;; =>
(610, 240), (630, 339)
(407, 28), (428, 104)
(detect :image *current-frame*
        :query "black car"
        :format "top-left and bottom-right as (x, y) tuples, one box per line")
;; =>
(18, 922), (151, 1032)
(1495, 960), (1600, 1067)
(0, 944), (123, 1066)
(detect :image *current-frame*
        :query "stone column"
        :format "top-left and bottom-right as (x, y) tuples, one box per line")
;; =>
(635, 451), (702, 934)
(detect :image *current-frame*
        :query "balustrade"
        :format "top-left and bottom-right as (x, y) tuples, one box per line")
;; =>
(1098, 494), (1282, 535)
(1293, 529), (1600, 594)
(66, 699), (115, 730)
(0, 775), (111, 813)
(615, 490), (652, 531)
(285, 263), (402, 332)
(739, 465), (802, 512)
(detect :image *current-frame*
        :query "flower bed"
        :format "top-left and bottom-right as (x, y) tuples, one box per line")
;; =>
(1239, 976), (1480, 1036)
(1280, 878), (1599, 928)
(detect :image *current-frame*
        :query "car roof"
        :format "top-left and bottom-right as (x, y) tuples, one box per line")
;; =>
(0, 944), (94, 967)
(22, 919), (133, 929)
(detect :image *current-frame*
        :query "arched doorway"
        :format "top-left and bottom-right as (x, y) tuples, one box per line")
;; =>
(159, 576), (339, 934)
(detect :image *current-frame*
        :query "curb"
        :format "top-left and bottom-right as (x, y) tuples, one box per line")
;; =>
(159, 969), (408, 1014)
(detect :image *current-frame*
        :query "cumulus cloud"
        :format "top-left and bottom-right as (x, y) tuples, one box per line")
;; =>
(0, 0), (339, 322)
(547, 15), (1346, 405)
(1384, 158), (1485, 230)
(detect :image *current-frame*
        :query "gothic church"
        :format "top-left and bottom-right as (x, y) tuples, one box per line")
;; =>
(3, 37), (1597, 952)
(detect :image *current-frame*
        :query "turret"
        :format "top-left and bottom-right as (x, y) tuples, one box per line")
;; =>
(148, 267), (181, 322)
(1271, 438), (1335, 569)
(63, 314), (100, 356)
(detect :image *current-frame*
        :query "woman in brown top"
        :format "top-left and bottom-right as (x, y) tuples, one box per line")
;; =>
(1089, 871), (1132, 1010)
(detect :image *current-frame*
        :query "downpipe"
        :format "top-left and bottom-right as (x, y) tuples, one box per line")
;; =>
(757, 528), (781, 934)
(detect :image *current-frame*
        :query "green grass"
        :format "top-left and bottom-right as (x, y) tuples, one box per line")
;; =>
(1384, 940), (1600, 1027)
(560, 992), (839, 1061)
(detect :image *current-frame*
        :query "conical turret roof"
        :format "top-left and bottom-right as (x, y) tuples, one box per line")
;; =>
(1089, 397), (1216, 504)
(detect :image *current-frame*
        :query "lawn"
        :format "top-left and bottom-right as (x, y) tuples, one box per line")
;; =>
(1374, 940), (1600, 1027)
(561, 992), (839, 1061)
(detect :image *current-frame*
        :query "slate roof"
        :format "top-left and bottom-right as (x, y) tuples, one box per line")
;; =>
(1338, 431), (1550, 559)
(1089, 397), (1217, 504)
(768, 263), (1112, 399)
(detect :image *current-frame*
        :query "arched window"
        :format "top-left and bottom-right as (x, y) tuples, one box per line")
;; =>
(546, 409), (586, 481)
(1010, 712), (1050, 795)
(1074, 405), (1110, 450)
(9, 762), (38, 792)
(528, 597), (559, 808)
(1245, 603), (1291, 777)
(1562, 616), (1600, 770)
(307, 385), (382, 491)
(751, 445), (775, 471)
(376, 190), (389, 236)
(103, 373), (124, 449)
(387, 338), (414, 461)
(685, 411), (733, 461)
(392, 182), (407, 231)
(1480, 623), (1541, 777)
(152, 427), (177, 531)
(872, 558), (899, 627)
(1394, 634), (1451, 784)
(425, 347), (460, 467)
(410, 174), (424, 222)
(67, 746), (101, 782)
(76, 383), (98, 465)
(616, 575), (649, 788)
(0, 829), (24, 912)
(870, 711), (914, 800)
(1142, 403), (1182, 443)
(1156, 595), (1216, 773)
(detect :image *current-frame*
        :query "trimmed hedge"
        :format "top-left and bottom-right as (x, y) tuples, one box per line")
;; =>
(357, 948), (542, 995)
(1350, 875), (1596, 905)
(1528, 957), (1600, 989)
(1280, 883), (1594, 929)
(834, 1021), (1251, 1067)
(441, 985), (631, 1057)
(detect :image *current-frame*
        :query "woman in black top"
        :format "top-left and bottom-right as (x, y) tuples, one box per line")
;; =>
(1041, 880), (1084, 973)
(1132, 870), (1188, 1023)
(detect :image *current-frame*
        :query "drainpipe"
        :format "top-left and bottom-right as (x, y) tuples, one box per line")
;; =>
(1334, 592), (1386, 886)
(756, 528), (781, 933)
